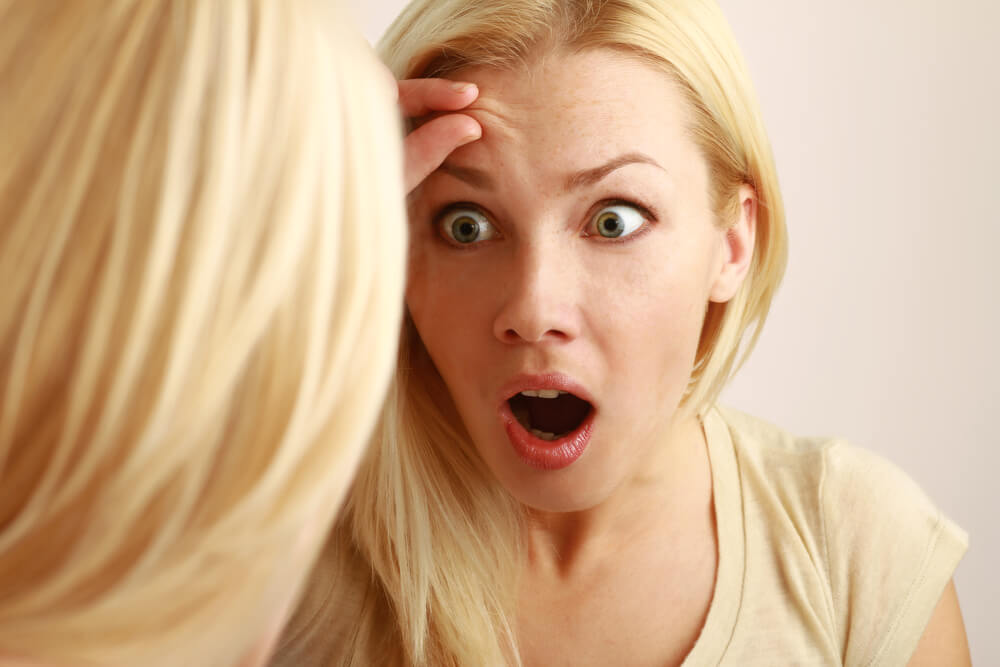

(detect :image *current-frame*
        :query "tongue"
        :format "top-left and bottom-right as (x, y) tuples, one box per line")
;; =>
(528, 395), (590, 434)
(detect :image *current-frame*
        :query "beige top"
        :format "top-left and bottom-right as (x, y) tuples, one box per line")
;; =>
(684, 406), (968, 666)
(274, 406), (968, 666)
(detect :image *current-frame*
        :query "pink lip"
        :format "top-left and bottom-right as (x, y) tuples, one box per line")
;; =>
(497, 373), (596, 471)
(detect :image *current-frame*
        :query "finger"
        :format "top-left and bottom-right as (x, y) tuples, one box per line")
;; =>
(378, 62), (399, 103)
(404, 113), (482, 193)
(398, 78), (479, 117)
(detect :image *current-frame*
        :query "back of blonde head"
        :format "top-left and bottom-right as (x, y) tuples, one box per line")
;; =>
(277, 0), (786, 665)
(0, 1), (405, 665)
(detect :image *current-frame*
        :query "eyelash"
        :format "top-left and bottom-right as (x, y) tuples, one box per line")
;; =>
(431, 197), (660, 248)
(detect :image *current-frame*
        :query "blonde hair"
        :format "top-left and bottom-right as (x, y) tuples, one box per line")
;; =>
(0, 1), (405, 665)
(277, 0), (787, 665)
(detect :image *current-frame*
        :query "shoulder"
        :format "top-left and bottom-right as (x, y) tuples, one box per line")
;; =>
(714, 405), (833, 511)
(715, 405), (964, 534)
(714, 406), (968, 666)
(819, 438), (968, 665)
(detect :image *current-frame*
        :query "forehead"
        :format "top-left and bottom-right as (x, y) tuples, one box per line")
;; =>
(441, 48), (702, 189)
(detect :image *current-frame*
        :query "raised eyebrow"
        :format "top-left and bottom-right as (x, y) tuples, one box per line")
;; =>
(564, 152), (665, 191)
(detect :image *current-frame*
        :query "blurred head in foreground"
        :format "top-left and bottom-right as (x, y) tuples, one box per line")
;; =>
(0, 1), (405, 665)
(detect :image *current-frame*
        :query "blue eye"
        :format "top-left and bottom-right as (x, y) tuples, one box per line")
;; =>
(590, 203), (645, 239)
(440, 208), (498, 245)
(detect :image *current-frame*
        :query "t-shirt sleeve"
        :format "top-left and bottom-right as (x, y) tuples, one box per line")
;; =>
(820, 441), (968, 667)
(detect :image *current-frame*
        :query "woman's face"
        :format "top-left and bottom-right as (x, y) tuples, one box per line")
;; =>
(407, 49), (752, 512)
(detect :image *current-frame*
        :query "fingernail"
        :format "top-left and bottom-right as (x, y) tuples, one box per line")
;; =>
(451, 81), (477, 94)
(459, 129), (482, 146)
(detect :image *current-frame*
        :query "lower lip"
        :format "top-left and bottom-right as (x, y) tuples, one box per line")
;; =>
(500, 403), (594, 470)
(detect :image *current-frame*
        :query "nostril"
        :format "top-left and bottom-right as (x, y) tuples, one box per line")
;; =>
(494, 306), (576, 343)
(500, 327), (567, 344)
(498, 327), (526, 344)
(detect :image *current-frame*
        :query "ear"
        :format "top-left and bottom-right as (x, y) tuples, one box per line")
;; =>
(709, 184), (757, 303)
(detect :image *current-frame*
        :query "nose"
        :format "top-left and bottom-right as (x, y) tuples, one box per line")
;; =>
(492, 239), (580, 345)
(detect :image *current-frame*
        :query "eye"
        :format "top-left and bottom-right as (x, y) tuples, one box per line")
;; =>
(589, 203), (646, 239)
(439, 207), (499, 245)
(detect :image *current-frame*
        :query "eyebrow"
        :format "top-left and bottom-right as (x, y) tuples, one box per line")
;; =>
(437, 163), (494, 190)
(436, 151), (666, 192)
(564, 152), (665, 191)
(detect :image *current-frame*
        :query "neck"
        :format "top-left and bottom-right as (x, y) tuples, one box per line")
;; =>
(521, 411), (713, 578)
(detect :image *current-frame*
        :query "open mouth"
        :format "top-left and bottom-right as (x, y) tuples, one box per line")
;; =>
(507, 390), (593, 441)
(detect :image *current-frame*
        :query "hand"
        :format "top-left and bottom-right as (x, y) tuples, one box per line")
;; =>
(397, 78), (482, 193)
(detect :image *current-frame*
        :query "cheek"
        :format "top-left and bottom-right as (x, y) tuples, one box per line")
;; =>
(405, 251), (490, 382)
(606, 286), (704, 377)
(587, 245), (712, 398)
(405, 263), (497, 444)
(405, 225), (450, 327)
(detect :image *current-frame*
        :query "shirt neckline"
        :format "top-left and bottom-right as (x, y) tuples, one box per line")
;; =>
(681, 406), (746, 666)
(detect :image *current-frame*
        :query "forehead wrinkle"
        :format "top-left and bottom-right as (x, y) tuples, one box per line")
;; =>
(443, 58), (676, 193)
(462, 96), (523, 139)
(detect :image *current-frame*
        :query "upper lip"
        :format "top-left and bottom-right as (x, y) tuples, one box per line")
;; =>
(497, 372), (596, 409)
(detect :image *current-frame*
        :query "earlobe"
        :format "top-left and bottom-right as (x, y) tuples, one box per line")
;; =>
(709, 184), (757, 303)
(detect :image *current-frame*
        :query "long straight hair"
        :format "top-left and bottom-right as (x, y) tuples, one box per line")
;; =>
(0, 1), (406, 665)
(277, 0), (787, 664)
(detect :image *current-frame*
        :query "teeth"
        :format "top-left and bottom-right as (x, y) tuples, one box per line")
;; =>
(519, 389), (567, 399)
(530, 428), (561, 441)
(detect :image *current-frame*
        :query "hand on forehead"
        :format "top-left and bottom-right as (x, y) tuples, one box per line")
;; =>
(397, 77), (483, 192)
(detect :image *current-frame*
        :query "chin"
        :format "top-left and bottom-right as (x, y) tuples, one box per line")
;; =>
(482, 442), (625, 514)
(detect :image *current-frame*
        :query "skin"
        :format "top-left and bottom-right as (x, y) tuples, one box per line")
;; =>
(907, 580), (972, 666)
(405, 49), (970, 665)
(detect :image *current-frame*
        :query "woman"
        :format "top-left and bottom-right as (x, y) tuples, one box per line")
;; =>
(0, 0), (476, 665)
(275, 0), (969, 665)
